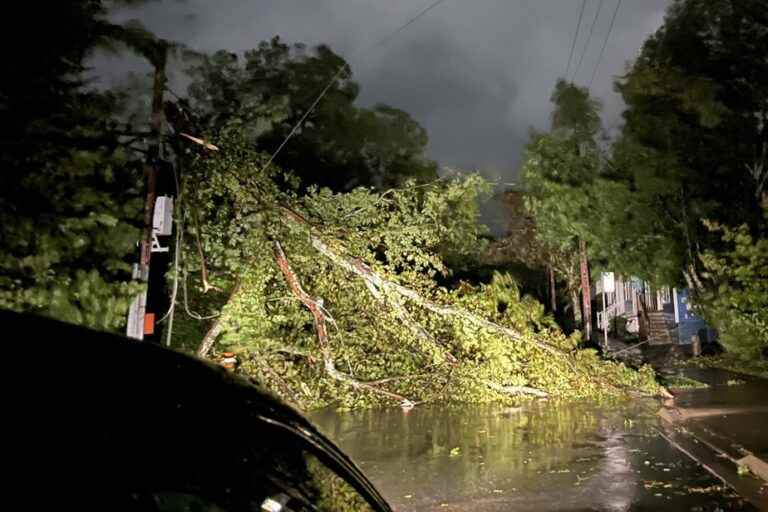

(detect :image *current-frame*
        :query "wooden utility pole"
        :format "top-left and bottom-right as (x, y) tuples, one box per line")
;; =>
(547, 264), (557, 312)
(579, 239), (591, 341)
(602, 283), (608, 350)
(139, 44), (167, 279)
(127, 42), (167, 340)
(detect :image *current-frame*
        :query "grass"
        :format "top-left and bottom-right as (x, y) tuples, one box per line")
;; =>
(663, 374), (710, 390)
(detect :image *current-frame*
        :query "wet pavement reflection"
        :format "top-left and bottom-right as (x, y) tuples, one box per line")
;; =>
(313, 397), (757, 511)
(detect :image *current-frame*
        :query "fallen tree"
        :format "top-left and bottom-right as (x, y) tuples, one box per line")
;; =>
(170, 133), (661, 409)
(273, 240), (418, 408)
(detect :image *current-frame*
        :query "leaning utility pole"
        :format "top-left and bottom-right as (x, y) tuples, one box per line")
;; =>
(127, 42), (168, 340)
(579, 239), (592, 341)
(140, 43), (167, 280)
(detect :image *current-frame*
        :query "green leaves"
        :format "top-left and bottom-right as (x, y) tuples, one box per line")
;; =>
(185, 37), (438, 192)
(172, 142), (659, 410)
(0, 1), (151, 331)
(605, 0), (768, 285)
(695, 212), (768, 358)
(549, 79), (602, 141)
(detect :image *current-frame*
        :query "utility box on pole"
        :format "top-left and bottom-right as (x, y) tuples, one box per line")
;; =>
(153, 196), (173, 236)
(126, 291), (147, 340)
(601, 272), (614, 351)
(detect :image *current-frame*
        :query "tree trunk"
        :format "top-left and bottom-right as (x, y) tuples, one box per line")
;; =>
(273, 241), (417, 407)
(570, 288), (582, 326)
(548, 264), (557, 312)
(196, 280), (241, 358)
(196, 318), (223, 358)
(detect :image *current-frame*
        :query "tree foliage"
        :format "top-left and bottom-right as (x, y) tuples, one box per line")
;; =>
(186, 37), (438, 192)
(695, 207), (768, 358)
(0, 2), (153, 329)
(483, 190), (582, 330)
(1, 4), (663, 407)
(521, 1), (768, 356)
(520, 80), (602, 324)
(605, 0), (768, 285)
(169, 132), (659, 410)
(594, 0), (766, 354)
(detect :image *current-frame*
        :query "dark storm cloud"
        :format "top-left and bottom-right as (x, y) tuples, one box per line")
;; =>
(108, 0), (670, 182)
(354, 26), (523, 178)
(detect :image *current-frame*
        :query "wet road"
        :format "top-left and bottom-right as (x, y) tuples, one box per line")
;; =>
(313, 396), (758, 511)
(662, 367), (768, 462)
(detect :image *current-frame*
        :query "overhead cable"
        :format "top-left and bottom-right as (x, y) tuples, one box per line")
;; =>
(573, 0), (604, 82)
(564, 0), (588, 79)
(259, 0), (452, 174)
(588, 0), (623, 89)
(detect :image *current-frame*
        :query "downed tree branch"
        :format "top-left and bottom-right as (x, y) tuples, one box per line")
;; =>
(197, 319), (223, 358)
(364, 278), (458, 364)
(324, 365), (417, 407)
(273, 241), (417, 407)
(280, 207), (568, 359)
(254, 355), (304, 409)
(364, 372), (434, 386)
(189, 205), (223, 294)
(179, 132), (220, 151)
(196, 280), (242, 358)
(485, 381), (549, 398)
(278, 209), (677, 398)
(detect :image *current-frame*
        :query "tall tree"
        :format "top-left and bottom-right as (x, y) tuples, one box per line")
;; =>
(521, 80), (602, 334)
(483, 189), (582, 332)
(185, 37), (438, 192)
(0, 2), (162, 329)
(606, 0), (768, 285)
(536, 0), (768, 356)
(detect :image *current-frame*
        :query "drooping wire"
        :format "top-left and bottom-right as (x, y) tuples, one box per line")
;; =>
(156, 155), (182, 341)
(164, 200), (182, 346)
(259, 0), (452, 174)
(572, 0), (604, 82)
(564, 0), (588, 80)
(588, 0), (623, 89)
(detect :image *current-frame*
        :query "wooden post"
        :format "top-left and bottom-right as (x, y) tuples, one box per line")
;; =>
(138, 43), (167, 281)
(602, 283), (608, 350)
(128, 42), (167, 340)
(579, 239), (592, 341)
(691, 335), (701, 357)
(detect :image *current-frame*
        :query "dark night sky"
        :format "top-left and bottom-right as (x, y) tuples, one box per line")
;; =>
(101, 0), (670, 231)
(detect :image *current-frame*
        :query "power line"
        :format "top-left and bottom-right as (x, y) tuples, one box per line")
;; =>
(365, 0), (450, 52)
(564, 0), (588, 80)
(572, 0), (604, 82)
(260, 0), (451, 174)
(588, 0), (623, 89)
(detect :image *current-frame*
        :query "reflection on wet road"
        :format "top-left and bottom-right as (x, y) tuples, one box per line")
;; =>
(313, 398), (757, 511)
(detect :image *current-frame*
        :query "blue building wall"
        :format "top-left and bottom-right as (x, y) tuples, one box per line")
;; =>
(676, 289), (716, 344)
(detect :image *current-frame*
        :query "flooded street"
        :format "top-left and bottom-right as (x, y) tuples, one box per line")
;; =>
(313, 394), (758, 511)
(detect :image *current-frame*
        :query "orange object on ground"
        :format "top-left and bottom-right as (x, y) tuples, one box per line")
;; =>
(144, 313), (155, 335)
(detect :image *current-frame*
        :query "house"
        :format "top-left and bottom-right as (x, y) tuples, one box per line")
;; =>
(593, 273), (716, 345)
